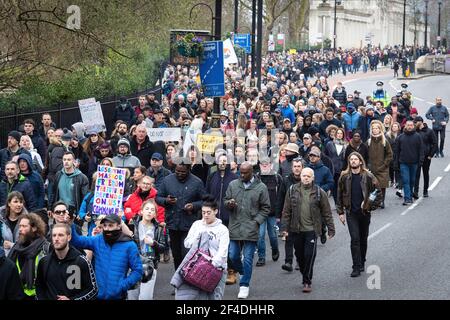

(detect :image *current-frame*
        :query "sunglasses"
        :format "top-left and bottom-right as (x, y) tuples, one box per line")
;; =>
(53, 210), (67, 215)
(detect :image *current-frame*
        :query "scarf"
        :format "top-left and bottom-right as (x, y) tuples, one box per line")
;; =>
(8, 237), (46, 290)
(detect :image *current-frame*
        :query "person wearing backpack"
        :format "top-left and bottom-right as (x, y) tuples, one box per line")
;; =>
(281, 168), (335, 293)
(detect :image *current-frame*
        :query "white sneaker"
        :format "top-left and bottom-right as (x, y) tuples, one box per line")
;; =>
(237, 286), (249, 299)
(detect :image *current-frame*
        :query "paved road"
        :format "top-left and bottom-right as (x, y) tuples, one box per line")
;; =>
(153, 74), (450, 300)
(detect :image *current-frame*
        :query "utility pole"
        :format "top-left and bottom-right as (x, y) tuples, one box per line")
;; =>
(438, 0), (442, 48)
(214, 0), (222, 114)
(402, 0), (406, 48)
(256, 0), (263, 90)
(234, 0), (239, 33)
(251, 0), (257, 84)
(424, 0), (429, 48)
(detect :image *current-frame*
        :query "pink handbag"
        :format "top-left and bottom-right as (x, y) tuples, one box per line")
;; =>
(180, 237), (223, 293)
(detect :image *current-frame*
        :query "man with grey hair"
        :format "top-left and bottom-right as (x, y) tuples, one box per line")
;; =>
(281, 167), (335, 293)
(224, 162), (271, 299)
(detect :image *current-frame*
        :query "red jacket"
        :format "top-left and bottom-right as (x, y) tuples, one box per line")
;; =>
(124, 187), (165, 222)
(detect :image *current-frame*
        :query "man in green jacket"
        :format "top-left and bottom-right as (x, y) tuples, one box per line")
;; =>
(281, 167), (335, 293)
(224, 162), (270, 299)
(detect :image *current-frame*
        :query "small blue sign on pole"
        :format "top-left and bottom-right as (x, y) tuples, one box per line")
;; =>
(234, 34), (251, 54)
(199, 41), (225, 97)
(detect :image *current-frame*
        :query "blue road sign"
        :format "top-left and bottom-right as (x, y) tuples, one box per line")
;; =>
(199, 41), (225, 97)
(234, 34), (251, 54)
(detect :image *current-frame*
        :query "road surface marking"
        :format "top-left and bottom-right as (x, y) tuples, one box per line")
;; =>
(368, 223), (392, 241)
(428, 176), (443, 191)
(401, 197), (423, 215)
(445, 163), (450, 172)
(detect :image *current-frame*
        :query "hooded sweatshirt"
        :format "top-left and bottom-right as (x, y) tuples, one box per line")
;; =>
(57, 168), (83, 208)
(184, 218), (230, 269)
(18, 154), (45, 209)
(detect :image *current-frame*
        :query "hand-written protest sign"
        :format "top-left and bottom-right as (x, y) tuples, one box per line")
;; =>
(79, 98), (106, 133)
(93, 166), (126, 215)
(196, 133), (223, 154)
(147, 128), (181, 142)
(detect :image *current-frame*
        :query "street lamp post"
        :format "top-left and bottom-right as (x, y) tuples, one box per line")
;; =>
(438, 0), (442, 48)
(402, 0), (406, 48)
(234, 0), (239, 34)
(333, 0), (342, 51)
(424, 0), (429, 48)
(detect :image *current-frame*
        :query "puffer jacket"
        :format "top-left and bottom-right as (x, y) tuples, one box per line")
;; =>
(336, 170), (381, 215)
(224, 176), (271, 242)
(112, 153), (141, 173)
(123, 187), (165, 222)
(70, 224), (142, 300)
(0, 175), (37, 211)
(306, 161), (334, 193)
(281, 183), (335, 237)
(155, 173), (204, 232)
(113, 102), (136, 127)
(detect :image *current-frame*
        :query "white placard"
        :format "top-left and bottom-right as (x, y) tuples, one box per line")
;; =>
(79, 98), (106, 133)
(147, 128), (181, 142)
(223, 38), (239, 66)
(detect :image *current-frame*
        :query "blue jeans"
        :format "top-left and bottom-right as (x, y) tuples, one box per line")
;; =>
(257, 216), (279, 259)
(363, 64), (368, 73)
(400, 163), (418, 201)
(229, 240), (257, 287)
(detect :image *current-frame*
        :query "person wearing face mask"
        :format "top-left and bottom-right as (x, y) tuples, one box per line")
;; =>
(426, 97), (449, 158)
(69, 213), (142, 300)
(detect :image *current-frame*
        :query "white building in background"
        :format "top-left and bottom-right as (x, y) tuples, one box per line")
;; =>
(308, 0), (429, 49)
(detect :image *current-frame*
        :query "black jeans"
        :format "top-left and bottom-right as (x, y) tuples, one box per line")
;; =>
(346, 211), (371, 270)
(414, 157), (431, 195)
(434, 128), (446, 153)
(168, 229), (189, 270)
(291, 231), (317, 285)
(284, 233), (295, 264)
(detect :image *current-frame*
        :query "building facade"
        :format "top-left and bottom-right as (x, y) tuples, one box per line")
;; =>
(308, 0), (429, 49)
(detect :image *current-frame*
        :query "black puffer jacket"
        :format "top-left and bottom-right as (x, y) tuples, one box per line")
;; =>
(417, 123), (437, 158)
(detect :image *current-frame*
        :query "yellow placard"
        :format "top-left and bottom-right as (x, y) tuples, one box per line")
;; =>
(196, 134), (224, 153)
(289, 49), (297, 55)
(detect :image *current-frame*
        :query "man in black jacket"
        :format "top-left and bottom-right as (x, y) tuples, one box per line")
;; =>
(130, 125), (154, 168)
(413, 117), (437, 198)
(255, 157), (282, 267)
(23, 119), (47, 163)
(113, 97), (136, 127)
(332, 82), (347, 106)
(36, 223), (97, 300)
(0, 131), (31, 181)
(0, 247), (24, 300)
(155, 162), (204, 270)
(396, 120), (425, 205)
(277, 157), (303, 272)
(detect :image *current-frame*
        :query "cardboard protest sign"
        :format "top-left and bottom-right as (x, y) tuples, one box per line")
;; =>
(147, 128), (181, 142)
(79, 98), (106, 133)
(196, 133), (223, 154)
(93, 165), (126, 215)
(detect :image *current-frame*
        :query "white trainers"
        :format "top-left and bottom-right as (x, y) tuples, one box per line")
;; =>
(237, 286), (249, 299)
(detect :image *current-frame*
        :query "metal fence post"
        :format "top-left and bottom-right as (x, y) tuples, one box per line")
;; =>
(58, 102), (62, 128)
(14, 103), (18, 129)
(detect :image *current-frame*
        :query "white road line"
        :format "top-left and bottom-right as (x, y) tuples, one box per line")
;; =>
(342, 79), (358, 84)
(368, 223), (392, 241)
(445, 163), (450, 172)
(428, 176), (443, 191)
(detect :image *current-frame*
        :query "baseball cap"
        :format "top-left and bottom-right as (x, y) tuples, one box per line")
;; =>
(309, 148), (321, 157)
(100, 214), (122, 225)
(220, 110), (229, 117)
(413, 116), (424, 123)
(151, 152), (163, 161)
